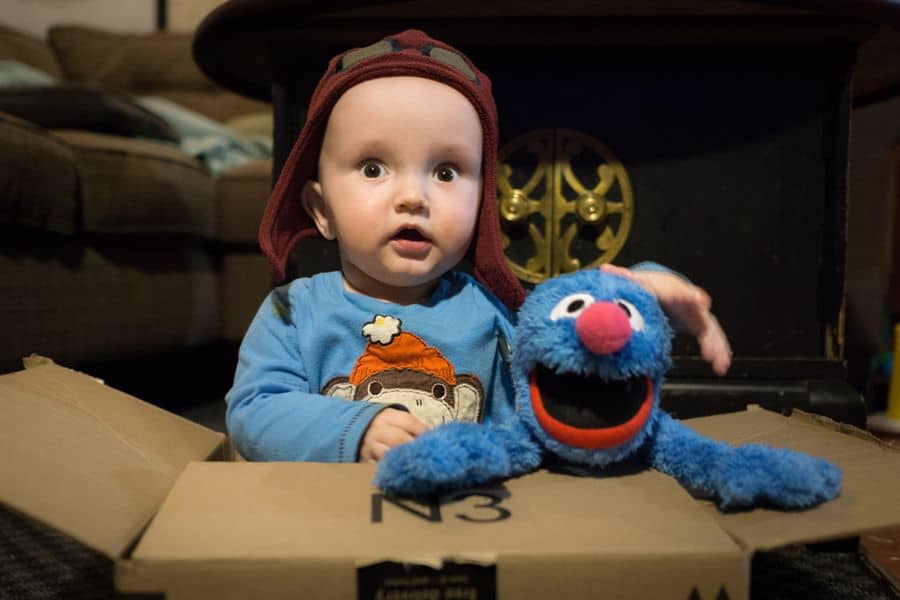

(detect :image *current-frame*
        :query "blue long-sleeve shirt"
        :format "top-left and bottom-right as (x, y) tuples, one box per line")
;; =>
(226, 270), (516, 462)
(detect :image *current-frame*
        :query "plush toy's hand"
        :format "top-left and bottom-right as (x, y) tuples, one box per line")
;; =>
(649, 412), (841, 510)
(375, 420), (541, 497)
(600, 264), (732, 375)
(711, 444), (843, 510)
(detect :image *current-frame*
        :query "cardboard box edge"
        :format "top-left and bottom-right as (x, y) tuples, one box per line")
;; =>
(3, 356), (230, 560)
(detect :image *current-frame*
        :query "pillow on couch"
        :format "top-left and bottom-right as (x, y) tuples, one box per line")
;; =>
(0, 83), (180, 142)
(0, 60), (56, 86)
(136, 95), (270, 175)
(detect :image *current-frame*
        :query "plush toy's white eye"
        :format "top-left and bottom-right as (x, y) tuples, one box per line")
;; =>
(550, 293), (595, 321)
(614, 299), (645, 331)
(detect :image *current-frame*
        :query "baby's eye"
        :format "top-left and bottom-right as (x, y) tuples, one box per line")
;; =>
(360, 161), (386, 178)
(434, 164), (458, 182)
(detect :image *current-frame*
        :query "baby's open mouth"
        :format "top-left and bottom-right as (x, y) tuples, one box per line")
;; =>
(392, 227), (430, 242)
(390, 226), (433, 256)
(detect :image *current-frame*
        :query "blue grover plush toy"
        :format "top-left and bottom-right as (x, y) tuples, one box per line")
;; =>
(375, 270), (842, 509)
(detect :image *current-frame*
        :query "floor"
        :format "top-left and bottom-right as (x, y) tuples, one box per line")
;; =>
(859, 431), (900, 593)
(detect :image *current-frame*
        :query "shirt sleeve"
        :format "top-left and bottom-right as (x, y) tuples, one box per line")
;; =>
(225, 285), (390, 463)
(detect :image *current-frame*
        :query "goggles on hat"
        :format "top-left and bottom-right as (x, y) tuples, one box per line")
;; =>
(337, 38), (479, 84)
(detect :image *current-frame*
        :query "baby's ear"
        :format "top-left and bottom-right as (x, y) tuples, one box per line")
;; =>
(301, 180), (335, 240)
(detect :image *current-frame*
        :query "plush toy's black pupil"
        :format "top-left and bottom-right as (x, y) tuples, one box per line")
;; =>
(567, 299), (585, 313)
(616, 302), (632, 317)
(535, 364), (647, 428)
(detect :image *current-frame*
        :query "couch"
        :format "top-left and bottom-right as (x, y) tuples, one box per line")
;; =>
(0, 24), (276, 407)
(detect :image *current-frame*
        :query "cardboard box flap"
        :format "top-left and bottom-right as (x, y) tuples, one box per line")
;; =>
(121, 462), (748, 599)
(130, 462), (742, 561)
(0, 361), (225, 559)
(687, 408), (900, 552)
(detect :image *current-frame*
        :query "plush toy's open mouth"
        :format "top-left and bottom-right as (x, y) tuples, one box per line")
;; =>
(529, 364), (653, 449)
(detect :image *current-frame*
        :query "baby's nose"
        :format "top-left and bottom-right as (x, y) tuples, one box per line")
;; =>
(396, 194), (425, 211)
(575, 302), (632, 355)
(395, 174), (428, 211)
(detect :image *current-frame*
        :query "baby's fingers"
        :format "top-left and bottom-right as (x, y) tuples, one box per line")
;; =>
(363, 428), (417, 462)
(387, 410), (428, 436)
(365, 442), (391, 462)
(599, 263), (636, 280)
(377, 425), (418, 447)
(698, 313), (732, 375)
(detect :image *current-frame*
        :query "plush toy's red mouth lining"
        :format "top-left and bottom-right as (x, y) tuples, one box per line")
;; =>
(529, 366), (653, 449)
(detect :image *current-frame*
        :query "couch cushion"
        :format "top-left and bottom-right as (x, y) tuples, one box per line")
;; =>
(0, 112), (77, 234)
(0, 25), (63, 80)
(48, 26), (207, 92)
(224, 111), (273, 140)
(0, 234), (219, 373)
(150, 89), (270, 125)
(221, 252), (272, 343)
(46, 25), (269, 123)
(217, 158), (272, 243)
(53, 130), (216, 238)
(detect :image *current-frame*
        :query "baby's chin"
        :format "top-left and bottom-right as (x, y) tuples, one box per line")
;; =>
(381, 276), (444, 304)
(378, 259), (464, 286)
(341, 250), (467, 301)
(341, 268), (443, 304)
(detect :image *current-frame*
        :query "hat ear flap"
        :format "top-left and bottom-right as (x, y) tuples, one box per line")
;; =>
(258, 124), (325, 281)
(301, 180), (336, 240)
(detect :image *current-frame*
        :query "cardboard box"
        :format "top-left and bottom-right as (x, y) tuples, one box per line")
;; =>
(2, 360), (900, 600)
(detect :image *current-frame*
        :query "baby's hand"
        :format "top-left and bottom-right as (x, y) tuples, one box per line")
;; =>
(600, 264), (732, 375)
(359, 408), (428, 462)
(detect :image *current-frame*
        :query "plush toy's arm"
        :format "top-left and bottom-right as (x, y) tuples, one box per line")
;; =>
(374, 418), (543, 497)
(646, 411), (842, 509)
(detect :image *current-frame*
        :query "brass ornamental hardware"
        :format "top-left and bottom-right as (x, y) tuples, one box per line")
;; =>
(498, 129), (634, 283)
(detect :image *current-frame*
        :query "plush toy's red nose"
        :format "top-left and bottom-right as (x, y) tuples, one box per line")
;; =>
(575, 301), (632, 355)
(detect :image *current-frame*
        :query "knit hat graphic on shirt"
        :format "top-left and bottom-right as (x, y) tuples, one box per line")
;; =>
(321, 315), (484, 427)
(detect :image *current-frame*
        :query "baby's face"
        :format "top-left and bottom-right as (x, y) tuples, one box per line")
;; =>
(305, 76), (483, 303)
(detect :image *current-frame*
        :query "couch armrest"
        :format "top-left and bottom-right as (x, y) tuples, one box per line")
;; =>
(0, 83), (179, 142)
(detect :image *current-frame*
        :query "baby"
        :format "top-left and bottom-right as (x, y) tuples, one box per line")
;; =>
(227, 30), (731, 463)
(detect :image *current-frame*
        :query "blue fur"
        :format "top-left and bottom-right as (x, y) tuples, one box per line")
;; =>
(376, 419), (542, 497)
(376, 271), (842, 509)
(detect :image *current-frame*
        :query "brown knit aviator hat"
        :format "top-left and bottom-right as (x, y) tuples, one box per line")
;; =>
(258, 29), (525, 310)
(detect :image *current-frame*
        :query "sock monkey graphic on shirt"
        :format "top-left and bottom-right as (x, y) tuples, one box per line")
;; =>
(322, 315), (484, 427)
